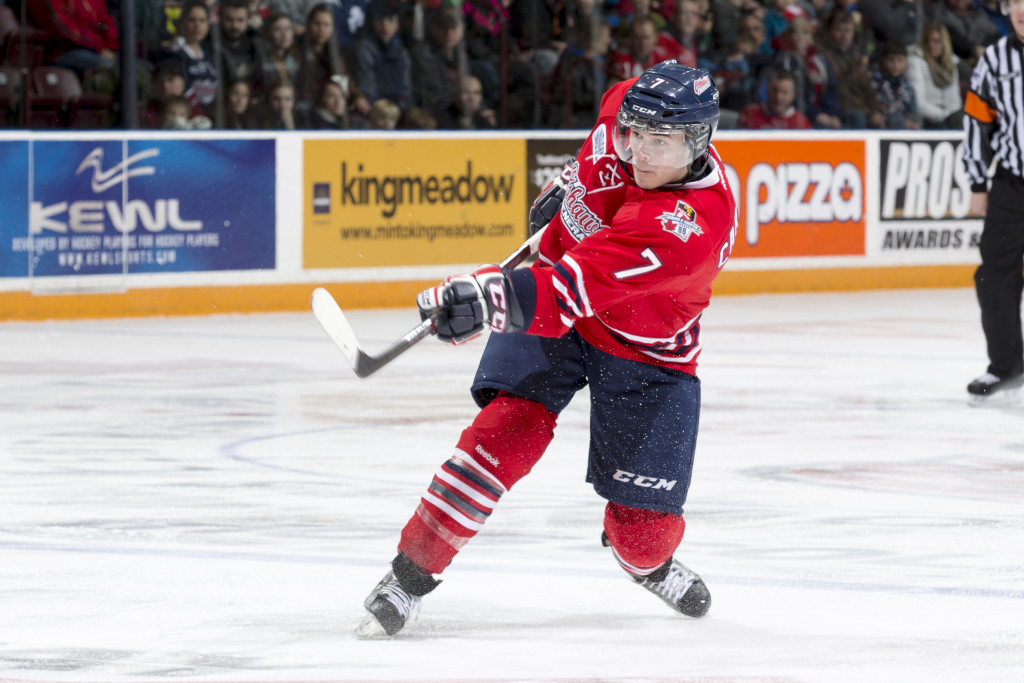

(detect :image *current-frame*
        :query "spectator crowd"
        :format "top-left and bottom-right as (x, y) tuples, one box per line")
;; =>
(0, 0), (1005, 130)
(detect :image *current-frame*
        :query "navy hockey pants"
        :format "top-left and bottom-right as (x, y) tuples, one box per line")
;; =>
(471, 329), (700, 515)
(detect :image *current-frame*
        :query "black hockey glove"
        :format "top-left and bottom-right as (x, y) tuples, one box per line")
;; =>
(417, 265), (523, 345)
(528, 171), (568, 236)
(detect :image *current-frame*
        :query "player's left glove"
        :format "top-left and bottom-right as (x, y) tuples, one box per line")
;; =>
(529, 168), (569, 236)
(417, 265), (524, 345)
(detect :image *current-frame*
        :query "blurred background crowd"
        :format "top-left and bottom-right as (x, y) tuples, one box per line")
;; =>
(0, 0), (1004, 131)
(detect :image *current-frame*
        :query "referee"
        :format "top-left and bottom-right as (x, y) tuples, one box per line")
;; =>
(962, 0), (1024, 403)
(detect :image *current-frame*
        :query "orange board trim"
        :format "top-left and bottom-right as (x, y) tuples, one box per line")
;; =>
(0, 266), (975, 321)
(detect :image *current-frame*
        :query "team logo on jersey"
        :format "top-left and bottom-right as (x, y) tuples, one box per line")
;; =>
(560, 161), (604, 241)
(659, 201), (702, 242)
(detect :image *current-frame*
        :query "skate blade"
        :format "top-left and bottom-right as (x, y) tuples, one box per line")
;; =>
(354, 611), (390, 638)
(968, 387), (1021, 407)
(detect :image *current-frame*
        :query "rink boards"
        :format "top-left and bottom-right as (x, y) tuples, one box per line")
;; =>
(0, 130), (980, 320)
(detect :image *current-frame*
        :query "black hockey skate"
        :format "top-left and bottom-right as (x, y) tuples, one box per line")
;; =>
(355, 553), (439, 637)
(633, 559), (712, 618)
(601, 532), (711, 618)
(967, 371), (1024, 406)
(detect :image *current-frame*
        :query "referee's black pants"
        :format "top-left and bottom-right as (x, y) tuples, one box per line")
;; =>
(975, 170), (1024, 378)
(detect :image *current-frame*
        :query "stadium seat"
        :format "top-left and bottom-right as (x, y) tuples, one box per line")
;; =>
(27, 66), (79, 127)
(69, 89), (114, 129)
(27, 66), (113, 129)
(3, 26), (48, 70)
(0, 65), (21, 126)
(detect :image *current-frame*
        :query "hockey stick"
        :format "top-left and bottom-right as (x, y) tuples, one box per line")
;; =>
(311, 227), (546, 378)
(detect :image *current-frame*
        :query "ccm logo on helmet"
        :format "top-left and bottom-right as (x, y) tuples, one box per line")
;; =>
(632, 105), (657, 115)
(693, 75), (711, 96)
(613, 469), (677, 490)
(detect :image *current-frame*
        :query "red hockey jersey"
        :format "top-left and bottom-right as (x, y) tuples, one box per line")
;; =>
(522, 77), (737, 375)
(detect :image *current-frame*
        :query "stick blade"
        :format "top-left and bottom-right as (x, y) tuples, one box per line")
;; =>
(310, 287), (370, 376)
(311, 288), (434, 379)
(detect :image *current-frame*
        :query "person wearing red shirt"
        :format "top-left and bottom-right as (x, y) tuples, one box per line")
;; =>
(607, 15), (681, 85)
(355, 61), (738, 637)
(738, 69), (812, 129)
(26, 0), (119, 74)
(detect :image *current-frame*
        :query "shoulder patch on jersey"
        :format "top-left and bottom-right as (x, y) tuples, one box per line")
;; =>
(592, 123), (608, 158)
(658, 201), (703, 242)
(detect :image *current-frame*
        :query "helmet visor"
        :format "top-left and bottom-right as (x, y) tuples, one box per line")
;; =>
(612, 110), (709, 171)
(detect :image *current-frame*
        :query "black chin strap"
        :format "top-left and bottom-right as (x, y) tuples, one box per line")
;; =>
(688, 153), (713, 180)
(660, 153), (713, 190)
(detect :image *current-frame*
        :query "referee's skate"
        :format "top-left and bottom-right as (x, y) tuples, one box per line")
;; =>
(967, 371), (1024, 406)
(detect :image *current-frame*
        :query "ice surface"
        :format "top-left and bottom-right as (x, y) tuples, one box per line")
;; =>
(1, 288), (1022, 683)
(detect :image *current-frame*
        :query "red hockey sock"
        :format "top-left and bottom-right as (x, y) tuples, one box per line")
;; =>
(398, 395), (557, 575)
(603, 502), (685, 576)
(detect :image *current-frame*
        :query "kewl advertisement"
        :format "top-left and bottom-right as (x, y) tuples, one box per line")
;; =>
(0, 140), (30, 279)
(2, 139), (275, 278)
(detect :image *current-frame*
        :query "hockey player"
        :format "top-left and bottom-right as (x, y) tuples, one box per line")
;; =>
(356, 60), (738, 637)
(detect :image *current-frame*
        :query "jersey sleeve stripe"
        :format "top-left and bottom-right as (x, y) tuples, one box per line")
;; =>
(552, 262), (588, 319)
(558, 255), (594, 316)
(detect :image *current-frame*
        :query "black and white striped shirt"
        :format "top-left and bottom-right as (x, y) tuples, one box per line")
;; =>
(962, 34), (1024, 190)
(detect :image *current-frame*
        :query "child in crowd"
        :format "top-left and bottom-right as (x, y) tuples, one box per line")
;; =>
(870, 41), (921, 129)
(762, 0), (810, 47)
(368, 97), (401, 128)
(713, 33), (758, 114)
(160, 94), (212, 129)
(142, 62), (187, 129)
